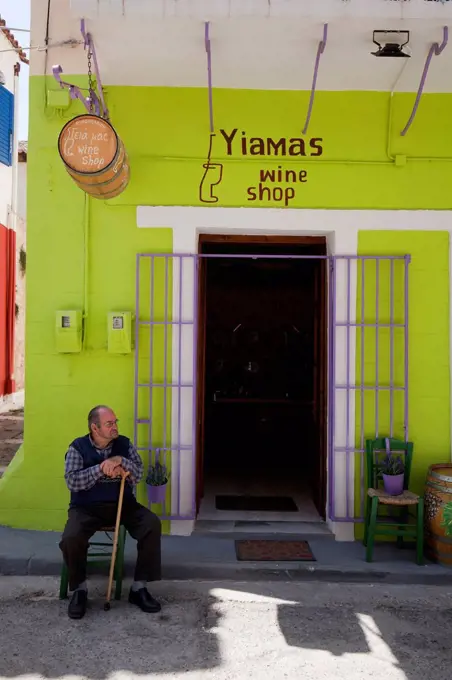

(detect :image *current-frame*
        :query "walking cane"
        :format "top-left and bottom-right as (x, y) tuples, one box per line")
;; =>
(104, 470), (130, 611)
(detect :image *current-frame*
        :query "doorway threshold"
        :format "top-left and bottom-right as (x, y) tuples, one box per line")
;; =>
(194, 519), (333, 539)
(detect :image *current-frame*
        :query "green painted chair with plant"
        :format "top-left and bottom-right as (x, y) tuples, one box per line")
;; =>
(363, 437), (424, 564)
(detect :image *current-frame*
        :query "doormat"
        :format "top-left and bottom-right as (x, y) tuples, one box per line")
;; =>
(235, 539), (316, 562)
(216, 495), (298, 512)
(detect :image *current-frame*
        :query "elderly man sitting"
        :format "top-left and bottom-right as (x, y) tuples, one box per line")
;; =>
(60, 405), (161, 619)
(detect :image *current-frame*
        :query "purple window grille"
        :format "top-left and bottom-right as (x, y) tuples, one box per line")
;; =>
(134, 252), (410, 523)
(134, 253), (198, 519)
(328, 255), (410, 522)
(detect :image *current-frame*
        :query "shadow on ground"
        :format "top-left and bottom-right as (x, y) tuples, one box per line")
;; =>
(0, 586), (222, 678)
(0, 579), (451, 679)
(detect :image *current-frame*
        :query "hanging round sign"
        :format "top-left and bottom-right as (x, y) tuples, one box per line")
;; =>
(58, 114), (129, 200)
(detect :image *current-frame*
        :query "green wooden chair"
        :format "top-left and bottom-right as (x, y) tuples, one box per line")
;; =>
(363, 437), (424, 564)
(59, 525), (127, 600)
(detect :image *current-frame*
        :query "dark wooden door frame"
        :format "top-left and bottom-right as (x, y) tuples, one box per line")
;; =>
(195, 233), (328, 518)
(198, 234), (327, 246)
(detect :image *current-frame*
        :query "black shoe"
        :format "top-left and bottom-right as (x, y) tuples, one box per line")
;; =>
(129, 587), (161, 613)
(68, 589), (88, 619)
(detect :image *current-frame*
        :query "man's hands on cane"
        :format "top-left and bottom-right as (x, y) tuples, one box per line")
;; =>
(100, 456), (128, 479)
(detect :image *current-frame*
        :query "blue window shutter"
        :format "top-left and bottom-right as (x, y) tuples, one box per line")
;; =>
(0, 85), (13, 167)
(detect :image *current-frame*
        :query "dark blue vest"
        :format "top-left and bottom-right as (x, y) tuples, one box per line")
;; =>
(68, 434), (134, 508)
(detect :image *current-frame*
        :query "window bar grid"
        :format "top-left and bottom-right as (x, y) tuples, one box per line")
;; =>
(328, 258), (336, 519)
(136, 253), (409, 523)
(149, 256), (155, 467)
(375, 258), (380, 438)
(390, 259), (395, 437)
(163, 257), (169, 454)
(134, 254), (199, 520)
(345, 258), (351, 519)
(330, 255), (410, 523)
(133, 254), (140, 450)
(360, 258), (365, 517)
(191, 257), (199, 517)
(404, 257), (410, 441)
(177, 256), (183, 517)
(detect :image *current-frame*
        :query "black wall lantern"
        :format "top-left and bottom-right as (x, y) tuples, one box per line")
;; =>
(372, 30), (411, 57)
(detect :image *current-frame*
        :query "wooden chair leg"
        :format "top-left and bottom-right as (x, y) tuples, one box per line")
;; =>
(114, 526), (126, 601)
(363, 497), (370, 547)
(397, 507), (409, 549)
(416, 499), (424, 566)
(59, 563), (69, 600)
(366, 497), (379, 563)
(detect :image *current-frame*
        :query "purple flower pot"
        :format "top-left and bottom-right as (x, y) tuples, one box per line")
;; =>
(383, 473), (404, 496)
(147, 483), (167, 506)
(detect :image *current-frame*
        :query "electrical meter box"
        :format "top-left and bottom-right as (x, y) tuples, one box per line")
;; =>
(56, 310), (82, 353)
(107, 312), (133, 354)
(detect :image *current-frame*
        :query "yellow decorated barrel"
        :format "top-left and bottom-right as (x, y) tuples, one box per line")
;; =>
(58, 114), (129, 199)
(424, 464), (452, 566)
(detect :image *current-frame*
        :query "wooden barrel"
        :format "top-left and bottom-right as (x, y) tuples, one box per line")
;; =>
(58, 114), (129, 199)
(424, 464), (452, 566)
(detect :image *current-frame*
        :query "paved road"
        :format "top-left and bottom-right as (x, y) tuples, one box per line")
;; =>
(0, 577), (451, 679)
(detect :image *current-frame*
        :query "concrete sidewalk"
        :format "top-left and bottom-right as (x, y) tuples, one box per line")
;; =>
(1, 525), (452, 584)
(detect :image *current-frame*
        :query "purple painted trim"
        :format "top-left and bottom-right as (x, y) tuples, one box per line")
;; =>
(336, 385), (405, 392)
(375, 259), (380, 437)
(149, 257), (155, 468)
(401, 25), (448, 136)
(138, 382), (193, 388)
(80, 18), (109, 120)
(191, 257), (199, 517)
(163, 258), (169, 451)
(205, 22), (214, 133)
(134, 254), (140, 449)
(328, 258), (336, 519)
(345, 258), (351, 518)
(52, 65), (92, 113)
(389, 259), (395, 437)
(138, 253), (406, 261)
(177, 257), (183, 517)
(139, 320), (193, 326)
(336, 322), (405, 328)
(404, 256), (410, 441)
(302, 23), (328, 136)
(360, 258), (365, 517)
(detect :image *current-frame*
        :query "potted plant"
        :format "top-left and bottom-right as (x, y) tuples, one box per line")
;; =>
(146, 461), (169, 506)
(379, 454), (405, 496)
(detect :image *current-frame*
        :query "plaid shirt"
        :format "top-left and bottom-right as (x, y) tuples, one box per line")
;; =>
(64, 436), (143, 492)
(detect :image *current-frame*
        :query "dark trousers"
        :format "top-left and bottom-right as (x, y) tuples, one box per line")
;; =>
(59, 498), (161, 591)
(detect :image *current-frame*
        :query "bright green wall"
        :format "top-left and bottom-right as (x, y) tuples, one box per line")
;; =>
(0, 79), (451, 530)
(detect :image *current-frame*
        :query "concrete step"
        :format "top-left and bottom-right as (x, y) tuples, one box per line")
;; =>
(194, 519), (334, 538)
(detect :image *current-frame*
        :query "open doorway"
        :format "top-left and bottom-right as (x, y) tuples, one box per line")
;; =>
(195, 235), (328, 529)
